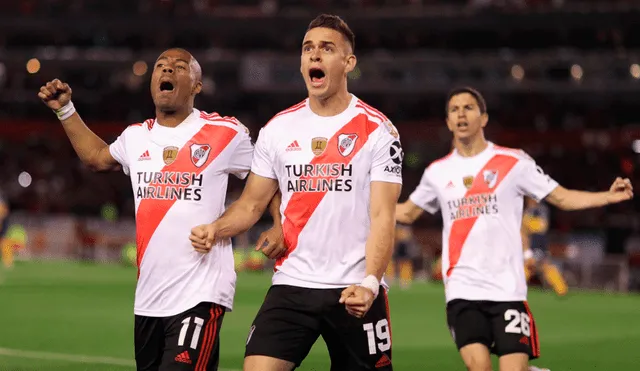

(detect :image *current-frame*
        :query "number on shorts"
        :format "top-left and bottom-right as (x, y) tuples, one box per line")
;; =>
(504, 309), (531, 337)
(363, 319), (391, 355)
(178, 316), (205, 349)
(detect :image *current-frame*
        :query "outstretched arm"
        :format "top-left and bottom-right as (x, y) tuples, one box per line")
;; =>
(545, 177), (633, 211)
(38, 79), (120, 172)
(396, 199), (425, 225)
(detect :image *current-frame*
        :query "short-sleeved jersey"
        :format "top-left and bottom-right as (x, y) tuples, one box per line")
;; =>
(109, 109), (253, 317)
(409, 142), (558, 302)
(251, 95), (403, 289)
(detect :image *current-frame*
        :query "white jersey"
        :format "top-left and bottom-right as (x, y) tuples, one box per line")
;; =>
(409, 142), (558, 302)
(109, 108), (253, 316)
(251, 95), (403, 288)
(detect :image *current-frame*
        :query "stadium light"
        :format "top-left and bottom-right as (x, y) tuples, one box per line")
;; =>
(511, 64), (525, 81)
(26, 58), (41, 74)
(633, 139), (640, 154)
(18, 171), (32, 188)
(132, 61), (148, 76)
(630, 64), (640, 79)
(570, 64), (583, 81)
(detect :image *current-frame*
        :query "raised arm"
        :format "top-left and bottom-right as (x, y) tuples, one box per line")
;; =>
(544, 178), (633, 211)
(38, 79), (120, 172)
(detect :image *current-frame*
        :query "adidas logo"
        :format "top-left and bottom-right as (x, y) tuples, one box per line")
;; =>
(375, 354), (391, 368)
(286, 140), (301, 152)
(138, 150), (151, 161)
(445, 180), (454, 189)
(519, 336), (529, 345)
(175, 351), (191, 364)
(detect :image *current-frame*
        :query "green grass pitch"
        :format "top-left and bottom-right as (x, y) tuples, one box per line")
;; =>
(0, 261), (638, 370)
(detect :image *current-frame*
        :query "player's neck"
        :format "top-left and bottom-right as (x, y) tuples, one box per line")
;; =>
(308, 89), (352, 117)
(455, 135), (488, 157)
(155, 106), (193, 128)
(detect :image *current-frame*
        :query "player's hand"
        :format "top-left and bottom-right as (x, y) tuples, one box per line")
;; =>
(38, 79), (72, 110)
(339, 285), (375, 318)
(607, 177), (633, 204)
(255, 225), (287, 259)
(189, 223), (218, 253)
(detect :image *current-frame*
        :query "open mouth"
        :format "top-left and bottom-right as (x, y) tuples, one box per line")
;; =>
(309, 68), (326, 86)
(160, 81), (174, 92)
(456, 121), (468, 129)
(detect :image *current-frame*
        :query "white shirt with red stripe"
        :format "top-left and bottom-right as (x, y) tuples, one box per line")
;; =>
(409, 142), (558, 303)
(109, 108), (253, 317)
(251, 95), (403, 289)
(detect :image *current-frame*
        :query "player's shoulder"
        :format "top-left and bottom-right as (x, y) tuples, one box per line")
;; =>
(492, 143), (534, 162)
(262, 100), (309, 131)
(198, 110), (250, 135)
(353, 97), (400, 140)
(425, 151), (455, 174)
(122, 118), (154, 136)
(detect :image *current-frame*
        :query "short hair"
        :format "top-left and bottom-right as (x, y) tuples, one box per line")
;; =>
(446, 86), (487, 114)
(307, 14), (355, 52)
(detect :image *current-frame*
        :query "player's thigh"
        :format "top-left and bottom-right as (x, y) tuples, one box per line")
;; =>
(135, 315), (165, 371)
(446, 299), (493, 351)
(244, 285), (322, 368)
(159, 302), (226, 371)
(459, 343), (492, 371)
(498, 353), (529, 371)
(490, 301), (540, 361)
(321, 287), (392, 371)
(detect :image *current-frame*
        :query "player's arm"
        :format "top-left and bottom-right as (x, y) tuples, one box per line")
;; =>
(214, 173), (279, 239)
(544, 179), (633, 211)
(396, 199), (424, 225)
(516, 153), (633, 211)
(366, 181), (403, 281)
(268, 191), (282, 225)
(38, 79), (120, 172)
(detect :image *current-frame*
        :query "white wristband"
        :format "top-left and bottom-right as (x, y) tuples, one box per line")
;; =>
(524, 249), (534, 260)
(359, 275), (380, 299)
(54, 101), (76, 121)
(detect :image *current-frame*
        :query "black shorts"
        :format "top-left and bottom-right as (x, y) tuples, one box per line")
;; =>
(245, 285), (393, 371)
(135, 302), (225, 371)
(446, 299), (540, 360)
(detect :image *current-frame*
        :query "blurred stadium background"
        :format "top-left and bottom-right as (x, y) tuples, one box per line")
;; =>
(1, 0), (640, 370)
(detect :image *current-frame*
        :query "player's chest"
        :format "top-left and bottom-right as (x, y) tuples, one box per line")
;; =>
(273, 130), (370, 167)
(434, 164), (516, 203)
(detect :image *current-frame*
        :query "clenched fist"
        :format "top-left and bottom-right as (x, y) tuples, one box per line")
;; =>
(607, 177), (634, 204)
(189, 223), (219, 254)
(38, 79), (72, 110)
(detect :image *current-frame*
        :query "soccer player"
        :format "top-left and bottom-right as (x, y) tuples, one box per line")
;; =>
(0, 189), (11, 269)
(190, 14), (401, 371)
(395, 86), (633, 371)
(521, 197), (568, 297)
(38, 48), (279, 371)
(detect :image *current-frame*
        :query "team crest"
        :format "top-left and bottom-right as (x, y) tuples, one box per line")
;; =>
(463, 176), (474, 189)
(337, 133), (358, 157)
(162, 146), (179, 165)
(383, 120), (399, 139)
(190, 144), (211, 168)
(483, 170), (498, 188)
(311, 137), (328, 156)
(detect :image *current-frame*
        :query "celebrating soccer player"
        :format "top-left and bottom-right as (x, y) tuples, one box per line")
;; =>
(39, 48), (279, 371)
(190, 14), (401, 371)
(395, 86), (632, 371)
